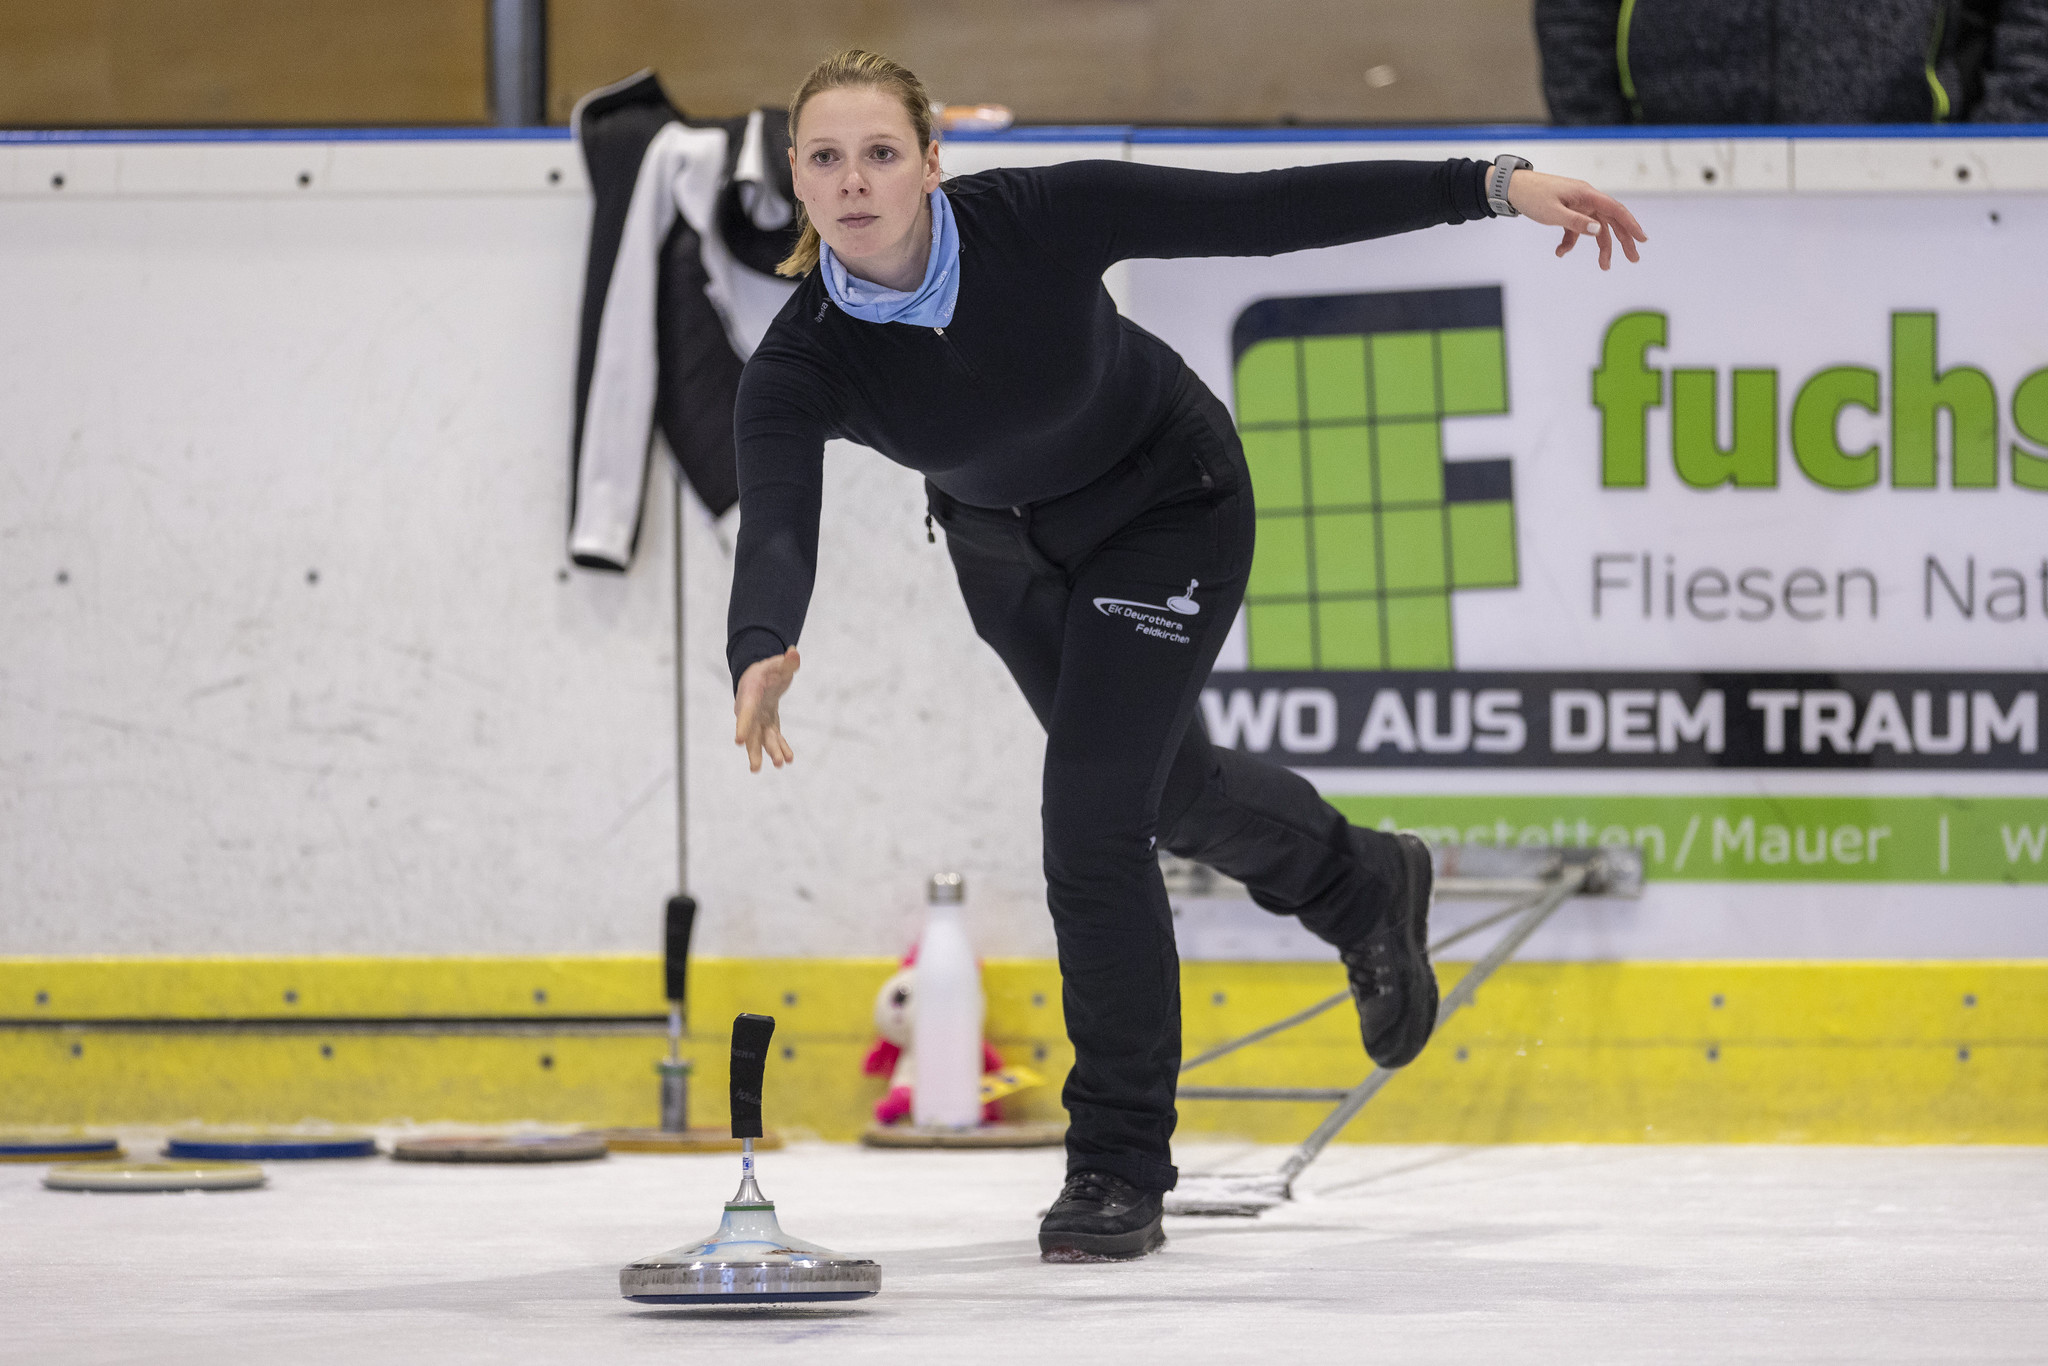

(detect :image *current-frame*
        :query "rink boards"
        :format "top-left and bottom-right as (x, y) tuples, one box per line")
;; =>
(0, 128), (2041, 1141)
(1, 955), (2042, 1142)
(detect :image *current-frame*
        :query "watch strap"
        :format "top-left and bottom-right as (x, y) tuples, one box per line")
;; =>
(1487, 154), (1531, 218)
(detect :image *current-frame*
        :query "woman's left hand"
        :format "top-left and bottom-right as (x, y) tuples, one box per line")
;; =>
(1504, 169), (1648, 271)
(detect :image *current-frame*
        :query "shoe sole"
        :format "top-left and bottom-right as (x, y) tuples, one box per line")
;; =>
(1039, 1215), (1166, 1262)
(1366, 832), (1439, 1069)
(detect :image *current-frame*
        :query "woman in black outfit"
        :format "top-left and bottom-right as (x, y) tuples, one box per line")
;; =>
(730, 50), (1646, 1261)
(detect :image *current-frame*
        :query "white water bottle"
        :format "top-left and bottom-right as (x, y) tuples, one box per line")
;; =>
(912, 872), (985, 1130)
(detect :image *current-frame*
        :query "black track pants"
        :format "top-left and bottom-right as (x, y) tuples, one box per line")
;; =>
(927, 379), (1407, 1192)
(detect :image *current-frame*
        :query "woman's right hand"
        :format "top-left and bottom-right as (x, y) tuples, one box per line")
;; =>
(734, 647), (802, 773)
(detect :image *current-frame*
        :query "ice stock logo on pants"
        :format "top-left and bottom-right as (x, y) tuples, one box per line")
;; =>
(1093, 580), (1203, 645)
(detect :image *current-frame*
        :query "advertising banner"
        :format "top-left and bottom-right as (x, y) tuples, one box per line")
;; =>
(1122, 165), (2046, 929)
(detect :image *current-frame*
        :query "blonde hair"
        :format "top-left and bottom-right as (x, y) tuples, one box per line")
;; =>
(776, 49), (937, 279)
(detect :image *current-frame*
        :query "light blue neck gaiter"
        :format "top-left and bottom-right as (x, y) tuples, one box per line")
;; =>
(819, 187), (959, 328)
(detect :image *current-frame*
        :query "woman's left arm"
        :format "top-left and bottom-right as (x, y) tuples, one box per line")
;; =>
(1025, 158), (1643, 270)
(1502, 167), (1648, 270)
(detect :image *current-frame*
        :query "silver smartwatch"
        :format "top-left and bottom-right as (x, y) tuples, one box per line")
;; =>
(1486, 153), (1531, 217)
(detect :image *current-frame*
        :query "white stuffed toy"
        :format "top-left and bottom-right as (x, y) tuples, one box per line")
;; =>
(861, 949), (1010, 1126)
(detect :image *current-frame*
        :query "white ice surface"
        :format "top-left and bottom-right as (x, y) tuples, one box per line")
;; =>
(3, 1138), (2044, 1364)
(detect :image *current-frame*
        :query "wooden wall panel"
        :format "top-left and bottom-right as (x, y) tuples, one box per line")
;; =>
(0, 0), (1541, 130)
(547, 0), (1546, 125)
(0, 0), (489, 126)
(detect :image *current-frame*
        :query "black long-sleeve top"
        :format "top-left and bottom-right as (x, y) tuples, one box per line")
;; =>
(726, 157), (1495, 685)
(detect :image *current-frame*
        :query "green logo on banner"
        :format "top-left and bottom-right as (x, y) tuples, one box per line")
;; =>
(1232, 286), (1518, 671)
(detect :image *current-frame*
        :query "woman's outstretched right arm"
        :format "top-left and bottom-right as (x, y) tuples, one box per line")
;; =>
(727, 356), (831, 770)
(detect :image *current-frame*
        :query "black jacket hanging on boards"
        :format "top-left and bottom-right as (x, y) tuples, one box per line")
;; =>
(568, 70), (800, 571)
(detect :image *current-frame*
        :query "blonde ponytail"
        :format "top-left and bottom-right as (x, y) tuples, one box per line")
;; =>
(776, 49), (937, 279)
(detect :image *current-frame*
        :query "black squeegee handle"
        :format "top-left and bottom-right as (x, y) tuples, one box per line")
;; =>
(729, 1013), (775, 1139)
(664, 895), (696, 1006)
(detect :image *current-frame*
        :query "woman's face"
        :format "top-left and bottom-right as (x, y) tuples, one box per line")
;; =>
(789, 85), (940, 275)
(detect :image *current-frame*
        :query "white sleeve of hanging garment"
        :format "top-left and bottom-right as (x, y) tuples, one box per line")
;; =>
(698, 111), (800, 357)
(567, 122), (731, 570)
(660, 121), (785, 353)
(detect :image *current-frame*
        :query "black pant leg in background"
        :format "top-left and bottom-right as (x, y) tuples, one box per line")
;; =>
(931, 384), (1402, 1192)
(1158, 726), (1405, 950)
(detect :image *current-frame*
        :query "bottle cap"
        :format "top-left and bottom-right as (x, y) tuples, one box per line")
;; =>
(927, 872), (965, 904)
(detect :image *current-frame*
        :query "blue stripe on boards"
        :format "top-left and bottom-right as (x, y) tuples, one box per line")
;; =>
(0, 127), (571, 144)
(1128, 123), (2048, 143)
(9, 123), (2047, 148)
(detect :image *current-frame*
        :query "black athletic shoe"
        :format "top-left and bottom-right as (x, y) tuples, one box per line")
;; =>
(1038, 1170), (1166, 1262)
(1340, 830), (1439, 1068)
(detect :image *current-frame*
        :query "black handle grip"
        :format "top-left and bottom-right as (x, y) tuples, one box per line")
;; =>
(728, 1013), (775, 1139)
(664, 895), (697, 1005)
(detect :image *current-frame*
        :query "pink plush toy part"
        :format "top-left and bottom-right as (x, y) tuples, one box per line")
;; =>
(862, 947), (1003, 1126)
